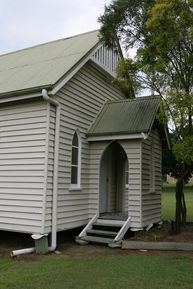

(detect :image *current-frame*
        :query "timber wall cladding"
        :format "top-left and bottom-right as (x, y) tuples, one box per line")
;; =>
(0, 101), (47, 233)
(141, 129), (162, 226)
(118, 140), (142, 229)
(54, 62), (124, 231)
(44, 104), (56, 233)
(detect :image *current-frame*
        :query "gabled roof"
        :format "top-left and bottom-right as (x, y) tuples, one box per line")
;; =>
(0, 30), (100, 96)
(87, 96), (161, 138)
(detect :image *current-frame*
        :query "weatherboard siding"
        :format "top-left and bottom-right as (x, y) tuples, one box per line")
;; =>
(52, 62), (124, 232)
(44, 105), (56, 233)
(141, 129), (162, 227)
(89, 141), (110, 216)
(118, 140), (142, 229)
(0, 101), (48, 234)
(89, 140), (142, 229)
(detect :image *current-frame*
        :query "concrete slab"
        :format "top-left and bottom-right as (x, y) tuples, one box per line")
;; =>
(122, 241), (193, 251)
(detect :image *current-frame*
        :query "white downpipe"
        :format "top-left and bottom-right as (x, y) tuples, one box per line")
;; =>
(141, 132), (148, 139)
(42, 89), (60, 252)
(11, 89), (60, 257)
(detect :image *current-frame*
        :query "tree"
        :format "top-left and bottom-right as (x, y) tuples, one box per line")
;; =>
(99, 0), (193, 232)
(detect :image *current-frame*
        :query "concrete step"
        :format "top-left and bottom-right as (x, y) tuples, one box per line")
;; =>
(87, 229), (117, 237)
(95, 219), (125, 227)
(82, 235), (114, 244)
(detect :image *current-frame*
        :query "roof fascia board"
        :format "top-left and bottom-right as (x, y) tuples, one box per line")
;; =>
(164, 126), (171, 150)
(87, 133), (148, 142)
(50, 43), (102, 95)
(0, 83), (51, 100)
(0, 92), (42, 104)
(148, 101), (161, 133)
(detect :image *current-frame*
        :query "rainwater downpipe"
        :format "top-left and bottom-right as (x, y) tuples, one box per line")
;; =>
(11, 89), (60, 257)
(42, 89), (60, 252)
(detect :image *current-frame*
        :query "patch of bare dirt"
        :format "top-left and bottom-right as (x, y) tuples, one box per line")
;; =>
(57, 241), (193, 259)
(128, 222), (193, 243)
(1, 224), (193, 261)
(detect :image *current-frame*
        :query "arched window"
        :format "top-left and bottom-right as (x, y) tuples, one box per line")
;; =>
(71, 131), (81, 187)
(125, 159), (129, 189)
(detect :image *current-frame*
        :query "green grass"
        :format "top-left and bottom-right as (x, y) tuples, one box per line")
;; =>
(1, 184), (193, 289)
(1, 255), (193, 289)
(162, 184), (193, 221)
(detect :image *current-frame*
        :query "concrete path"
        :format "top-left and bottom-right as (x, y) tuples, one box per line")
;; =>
(122, 241), (193, 251)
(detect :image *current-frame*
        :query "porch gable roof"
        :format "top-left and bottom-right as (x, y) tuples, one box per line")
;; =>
(87, 96), (161, 138)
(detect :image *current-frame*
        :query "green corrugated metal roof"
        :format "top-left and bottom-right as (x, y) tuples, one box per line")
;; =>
(87, 96), (161, 136)
(0, 30), (99, 96)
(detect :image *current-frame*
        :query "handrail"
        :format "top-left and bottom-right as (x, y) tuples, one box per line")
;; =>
(78, 213), (98, 238)
(113, 216), (131, 242)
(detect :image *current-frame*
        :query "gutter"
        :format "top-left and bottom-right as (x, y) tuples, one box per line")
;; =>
(87, 132), (149, 142)
(11, 89), (60, 257)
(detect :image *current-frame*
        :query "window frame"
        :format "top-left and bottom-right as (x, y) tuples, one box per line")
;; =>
(70, 130), (81, 190)
(125, 159), (129, 190)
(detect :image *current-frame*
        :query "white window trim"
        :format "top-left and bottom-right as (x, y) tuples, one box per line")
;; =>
(70, 130), (82, 190)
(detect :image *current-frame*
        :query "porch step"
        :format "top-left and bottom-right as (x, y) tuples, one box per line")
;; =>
(76, 214), (131, 247)
(81, 235), (114, 244)
(87, 229), (117, 237)
(95, 219), (125, 227)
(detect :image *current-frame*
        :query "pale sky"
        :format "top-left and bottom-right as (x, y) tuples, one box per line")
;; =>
(0, 0), (112, 55)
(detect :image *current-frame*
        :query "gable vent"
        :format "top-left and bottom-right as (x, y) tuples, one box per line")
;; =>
(91, 45), (120, 76)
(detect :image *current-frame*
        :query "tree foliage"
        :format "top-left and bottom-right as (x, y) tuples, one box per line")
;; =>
(99, 0), (193, 232)
(113, 58), (139, 98)
(99, 0), (155, 50)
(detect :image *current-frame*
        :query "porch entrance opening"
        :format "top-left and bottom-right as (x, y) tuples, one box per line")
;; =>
(99, 142), (128, 219)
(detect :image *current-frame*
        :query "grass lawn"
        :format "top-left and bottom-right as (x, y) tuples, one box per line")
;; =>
(162, 184), (193, 221)
(1, 184), (193, 289)
(1, 254), (193, 289)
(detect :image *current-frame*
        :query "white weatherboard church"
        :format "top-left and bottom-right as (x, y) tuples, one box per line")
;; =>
(0, 30), (169, 253)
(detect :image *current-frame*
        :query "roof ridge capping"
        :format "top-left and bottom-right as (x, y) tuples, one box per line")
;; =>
(0, 29), (100, 58)
(106, 95), (160, 104)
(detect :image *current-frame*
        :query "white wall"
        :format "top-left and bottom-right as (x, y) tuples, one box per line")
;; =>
(118, 140), (142, 229)
(89, 139), (142, 229)
(141, 129), (162, 227)
(0, 100), (48, 233)
(44, 61), (124, 232)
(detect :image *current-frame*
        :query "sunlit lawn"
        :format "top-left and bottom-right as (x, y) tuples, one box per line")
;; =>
(162, 184), (193, 222)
